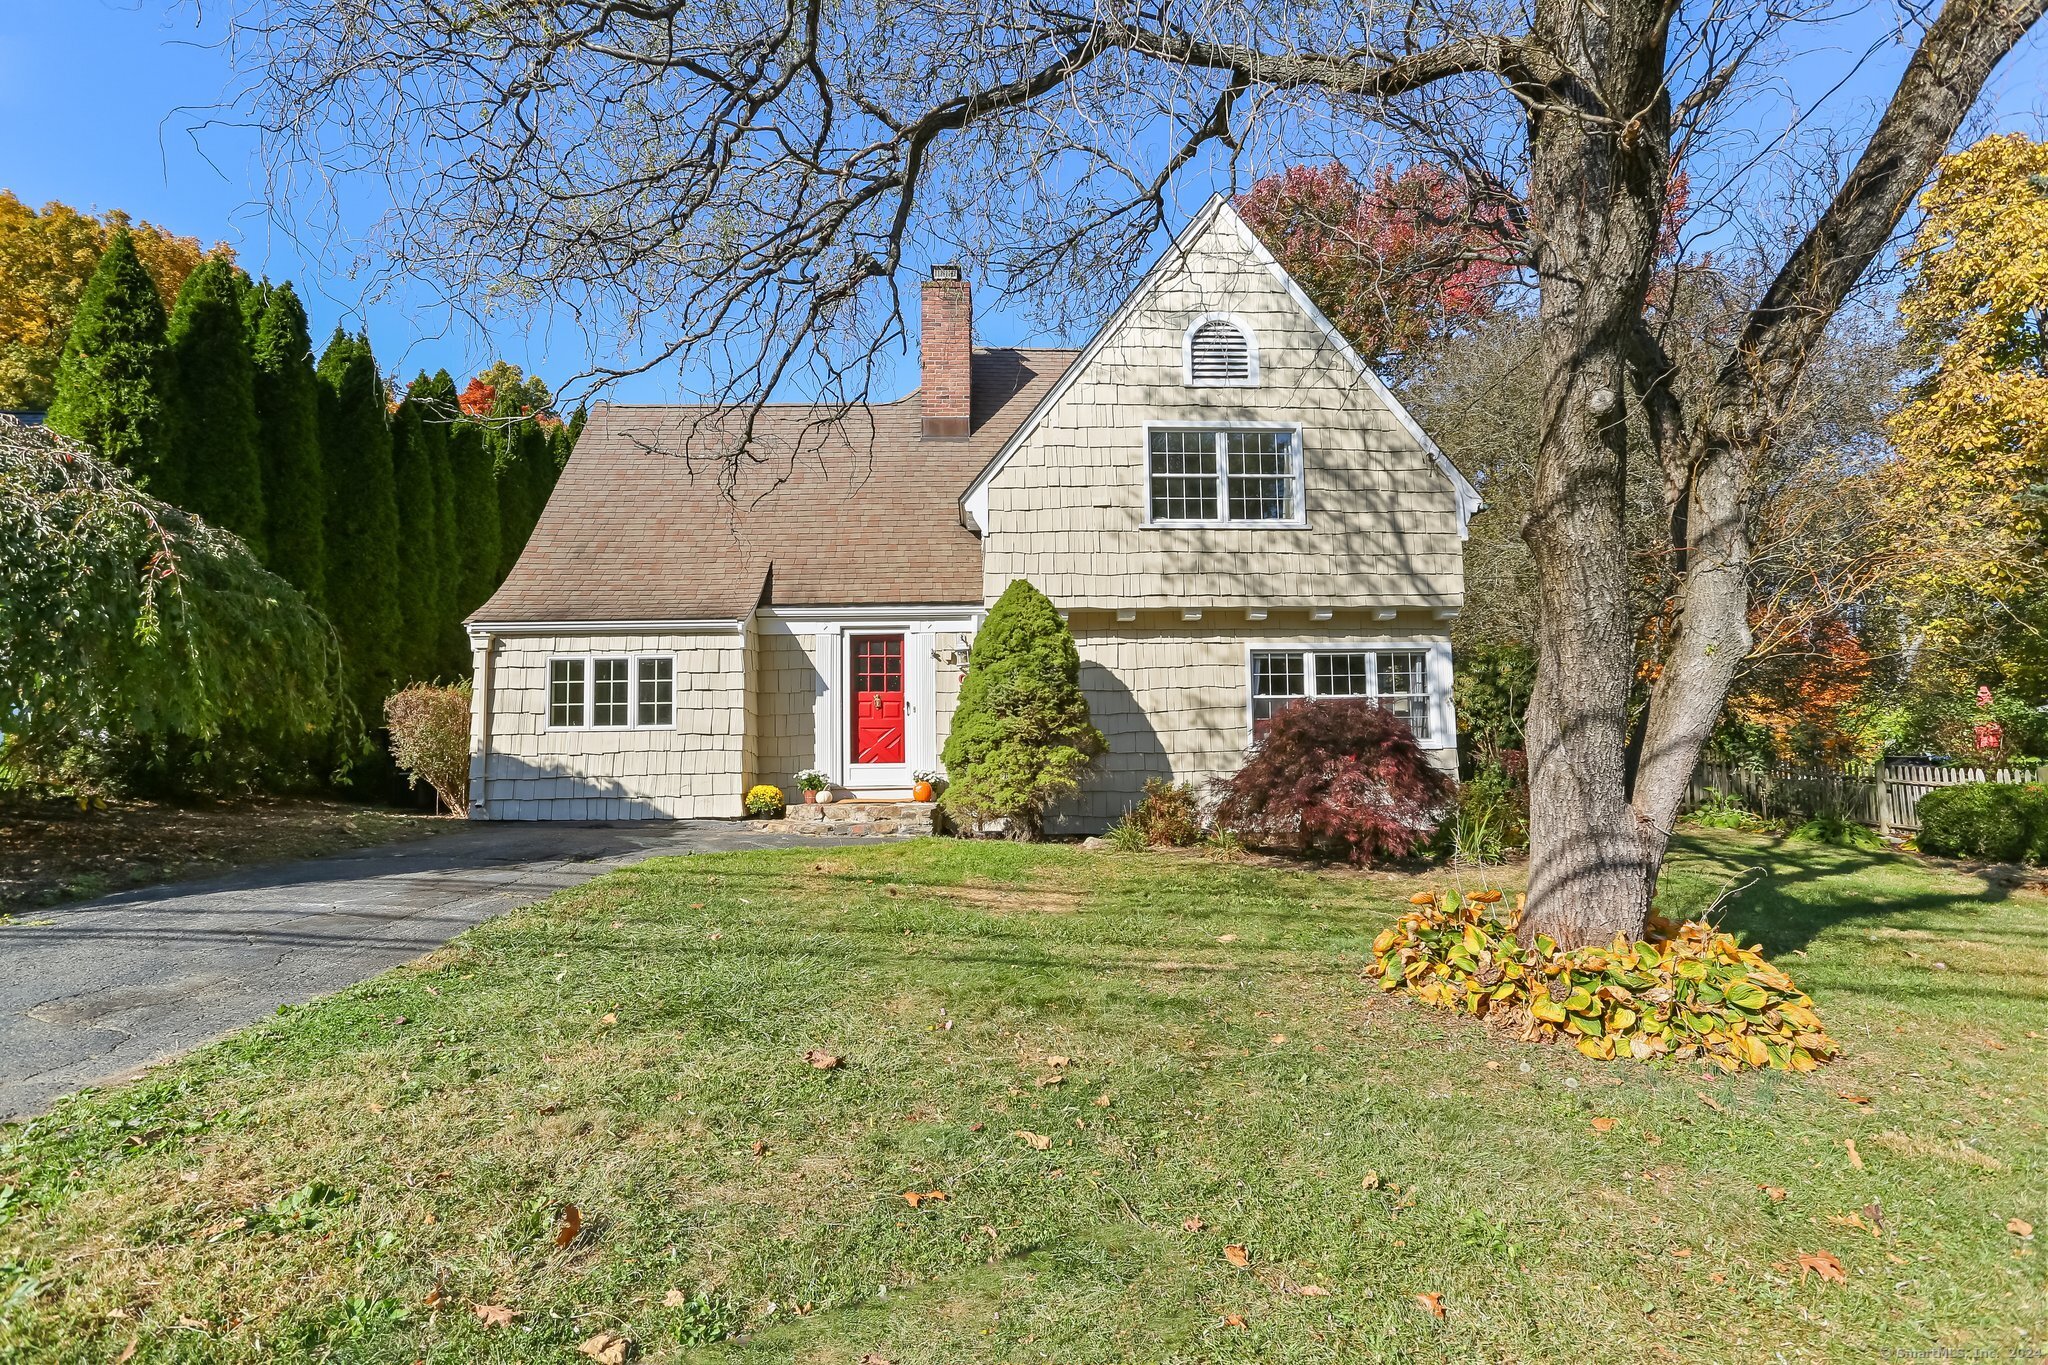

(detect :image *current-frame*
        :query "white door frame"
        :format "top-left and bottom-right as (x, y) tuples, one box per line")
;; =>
(759, 606), (979, 796)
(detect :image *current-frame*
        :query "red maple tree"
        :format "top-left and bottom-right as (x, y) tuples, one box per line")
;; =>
(1236, 163), (1516, 367)
(458, 378), (496, 417)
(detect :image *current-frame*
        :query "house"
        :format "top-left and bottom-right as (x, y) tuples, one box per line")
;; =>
(464, 195), (1479, 829)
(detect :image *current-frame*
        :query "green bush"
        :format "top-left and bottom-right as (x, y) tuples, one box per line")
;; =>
(1116, 777), (1204, 848)
(1915, 782), (2048, 863)
(1787, 813), (1884, 849)
(939, 579), (1104, 839)
(1684, 790), (1773, 832)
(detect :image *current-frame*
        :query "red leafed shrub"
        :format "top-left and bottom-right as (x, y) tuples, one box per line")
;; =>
(1213, 699), (1452, 863)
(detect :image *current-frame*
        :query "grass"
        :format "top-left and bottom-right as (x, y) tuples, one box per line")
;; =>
(0, 795), (446, 914)
(0, 830), (2042, 1363)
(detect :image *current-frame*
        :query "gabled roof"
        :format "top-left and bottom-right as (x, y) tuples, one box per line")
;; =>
(959, 195), (1482, 538)
(471, 348), (1076, 625)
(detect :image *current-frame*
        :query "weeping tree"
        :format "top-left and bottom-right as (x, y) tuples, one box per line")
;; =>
(227, 0), (2046, 944)
(0, 416), (346, 787)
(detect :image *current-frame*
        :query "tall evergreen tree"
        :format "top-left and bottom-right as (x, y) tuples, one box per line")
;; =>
(316, 328), (401, 720)
(45, 229), (168, 486)
(160, 256), (266, 554)
(490, 393), (538, 578)
(249, 282), (325, 602)
(448, 413), (500, 616)
(387, 389), (439, 682)
(410, 370), (465, 673)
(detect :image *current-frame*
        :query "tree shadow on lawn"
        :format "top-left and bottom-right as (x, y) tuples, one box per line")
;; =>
(1662, 829), (2037, 960)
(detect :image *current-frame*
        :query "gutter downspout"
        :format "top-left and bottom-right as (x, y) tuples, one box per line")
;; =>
(470, 630), (497, 819)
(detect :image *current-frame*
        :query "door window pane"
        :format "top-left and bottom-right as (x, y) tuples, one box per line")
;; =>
(637, 656), (673, 726)
(549, 658), (585, 727)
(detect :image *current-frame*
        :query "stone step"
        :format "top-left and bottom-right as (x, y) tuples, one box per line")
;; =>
(781, 800), (939, 838)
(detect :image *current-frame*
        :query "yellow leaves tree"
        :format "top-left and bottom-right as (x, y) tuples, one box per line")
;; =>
(0, 193), (224, 410)
(1884, 134), (2048, 628)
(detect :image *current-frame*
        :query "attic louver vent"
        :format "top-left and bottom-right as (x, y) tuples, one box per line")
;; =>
(1188, 318), (1253, 383)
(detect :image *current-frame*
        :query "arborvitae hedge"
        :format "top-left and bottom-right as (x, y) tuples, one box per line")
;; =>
(160, 256), (266, 555)
(408, 371), (466, 675)
(45, 229), (169, 487)
(938, 578), (1104, 838)
(249, 282), (325, 602)
(316, 329), (401, 720)
(448, 415), (500, 617)
(388, 393), (440, 684)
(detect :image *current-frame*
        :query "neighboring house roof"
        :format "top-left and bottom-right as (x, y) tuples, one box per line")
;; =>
(471, 348), (1076, 625)
(959, 195), (1484, 539)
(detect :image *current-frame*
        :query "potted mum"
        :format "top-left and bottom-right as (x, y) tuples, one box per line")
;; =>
(911, 769), (942, 803)
(795, 768), (832, 804)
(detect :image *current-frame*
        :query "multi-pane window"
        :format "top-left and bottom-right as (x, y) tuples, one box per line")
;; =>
(547, 654), (674, 727)
(1249, 647), (1439, 744)
(592, 657), (630, 727)
(637, 657), (674, 726)
(549, 658), (586, 728)
(1147, 428), (1300, 525)
(1250, 651), (1306, 731)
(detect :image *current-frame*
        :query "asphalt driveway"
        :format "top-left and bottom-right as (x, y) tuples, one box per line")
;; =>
(0, 819), (846, 1121)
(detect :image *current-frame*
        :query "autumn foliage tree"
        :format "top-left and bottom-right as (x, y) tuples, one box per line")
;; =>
(1236, 163), (1514, 374)
(0, 193), (218, 411)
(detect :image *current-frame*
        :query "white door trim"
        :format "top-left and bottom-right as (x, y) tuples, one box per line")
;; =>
(813, 623), (939, 795)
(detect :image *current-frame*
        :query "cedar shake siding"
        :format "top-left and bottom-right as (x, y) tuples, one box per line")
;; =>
(973, 205), (1471, 611)
(466, 200), (1473, 826)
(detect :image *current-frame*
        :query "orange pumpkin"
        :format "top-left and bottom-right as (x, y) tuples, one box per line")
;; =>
(912, 780), (935, 802)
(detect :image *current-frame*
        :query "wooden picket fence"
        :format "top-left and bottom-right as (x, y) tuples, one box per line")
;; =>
(1688, 759), (2048, 834)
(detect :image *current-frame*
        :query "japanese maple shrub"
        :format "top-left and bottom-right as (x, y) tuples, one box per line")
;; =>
(940, 579), (1105, 839)
(1214, 698), (1452, 863)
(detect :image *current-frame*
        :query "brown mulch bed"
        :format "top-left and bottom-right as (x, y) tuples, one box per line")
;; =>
(0, 796), (451, 913)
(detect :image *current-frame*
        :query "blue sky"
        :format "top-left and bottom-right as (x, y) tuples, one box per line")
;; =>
(4, 0), (2043, 405)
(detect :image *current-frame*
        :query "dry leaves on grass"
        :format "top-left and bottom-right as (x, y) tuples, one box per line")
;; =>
(1759, 1184), (1788, 1201)
(578, 1330), (631, 1364)
(1182, 1217), (1205, 1232)
(1414, 1291), (1447, 1318)
(473, 1303), (519, 1327)
(554, 1203), (582, 1249)
(2010, 1218), (2035, 1239)
(1590, 1117), (1617, 1133)
(1223, 1244), (1251, 1268)
(1221, 1313), (1247, 1328)
(1797, 1251), (1847, 1284)
(1294, 1284), (1332, 1297)
(902, 1190), (948, 1208)
(1845, 1138), (1865, 1170)
(804, 1049), (843, 1070)
(1013, 1130), (1052, 1151)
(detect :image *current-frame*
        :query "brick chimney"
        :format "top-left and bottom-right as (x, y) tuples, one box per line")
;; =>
(920, 264), (972, 438)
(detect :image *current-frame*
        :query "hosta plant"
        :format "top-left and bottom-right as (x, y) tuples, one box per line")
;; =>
(1366, 890), (1837, 1072)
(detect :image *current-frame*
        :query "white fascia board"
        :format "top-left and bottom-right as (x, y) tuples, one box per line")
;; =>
(756, 603), (982, 634)
(465, 617), (746, 637)
(1219, 198), (1485, 539)
(958, 195), (1237, 533)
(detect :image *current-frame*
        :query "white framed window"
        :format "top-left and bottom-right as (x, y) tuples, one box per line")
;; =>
(592, 657), (630, 727)
(1145, 424), (1303, 527)
(546, 653), (678, 729)
(548, 658), (586, 728)
(637, 656), (674, 726)
(1248, 645), (1443, 745)
(1183, 313), (1258, 386)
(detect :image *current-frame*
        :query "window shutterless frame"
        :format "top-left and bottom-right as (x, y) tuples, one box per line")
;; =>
(1242, 641), (1456, 749)
(542, 653), (681, 730)
(1141, 421), (1307, 529)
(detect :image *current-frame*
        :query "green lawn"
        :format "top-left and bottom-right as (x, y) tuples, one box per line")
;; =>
(1, 831), (2042, 1363)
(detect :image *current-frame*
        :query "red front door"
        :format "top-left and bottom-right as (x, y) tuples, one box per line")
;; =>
(851, 635), (905, 764)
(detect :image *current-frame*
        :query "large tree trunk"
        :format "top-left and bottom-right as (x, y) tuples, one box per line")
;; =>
(1516, 0), (1673, 947)
(1625, 0), (2048, 878)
